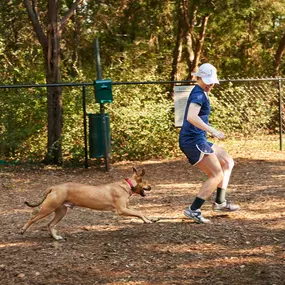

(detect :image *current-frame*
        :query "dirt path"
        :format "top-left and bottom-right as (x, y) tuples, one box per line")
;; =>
(0, 151), (284, 284)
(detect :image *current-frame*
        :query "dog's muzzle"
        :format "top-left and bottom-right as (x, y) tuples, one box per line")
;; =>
(140, 185), (151, 197)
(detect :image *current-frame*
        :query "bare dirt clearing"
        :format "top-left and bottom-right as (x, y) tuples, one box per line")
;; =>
(0, 150), (284, 285)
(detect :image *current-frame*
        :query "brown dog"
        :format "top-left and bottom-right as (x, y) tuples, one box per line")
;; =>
(21, 168), (152, 240)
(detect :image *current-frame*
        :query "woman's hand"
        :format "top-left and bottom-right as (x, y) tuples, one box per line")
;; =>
(208, 127), (225, 140)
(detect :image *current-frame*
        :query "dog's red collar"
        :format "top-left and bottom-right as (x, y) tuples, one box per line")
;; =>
(125, 178), (135, 193)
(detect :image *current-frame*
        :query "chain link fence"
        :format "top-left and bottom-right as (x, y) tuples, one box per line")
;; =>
(210, 78), (283, 153)
(212, 79), (281, 134)
(173, 78), (283, 141)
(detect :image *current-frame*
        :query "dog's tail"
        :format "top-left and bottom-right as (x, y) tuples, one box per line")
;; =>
(24, 187), (53, 208)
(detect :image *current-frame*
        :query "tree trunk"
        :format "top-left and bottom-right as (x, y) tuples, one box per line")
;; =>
(188, 15), (210, 80)
(24, 0), (83, 164)
(169, 0), (184, 99)
(273, 33), (285, 77)
(45, 0), (63, 164)
(183, 0), (198, 78)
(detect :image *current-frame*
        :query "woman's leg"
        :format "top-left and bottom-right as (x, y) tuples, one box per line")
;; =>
(212, 144), (234, 189)
(211, 145), (240, 211)
(195, 153), (224, 200)
(184, 153), (223, 223)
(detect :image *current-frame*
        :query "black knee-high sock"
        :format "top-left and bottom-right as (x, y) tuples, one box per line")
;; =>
(215, 187), (226, 204)
(190, 197), (205, 211)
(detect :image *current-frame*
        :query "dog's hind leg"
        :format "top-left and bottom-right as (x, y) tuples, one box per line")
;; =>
(21, 206), (56, 235)
(47, 205), (68, 240)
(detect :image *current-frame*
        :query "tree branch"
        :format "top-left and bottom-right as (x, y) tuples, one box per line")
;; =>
(23, 0), (48, 49)
(59, 0), (83, 33)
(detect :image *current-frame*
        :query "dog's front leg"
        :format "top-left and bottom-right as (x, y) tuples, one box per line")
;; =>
(116, 206), (152, 223)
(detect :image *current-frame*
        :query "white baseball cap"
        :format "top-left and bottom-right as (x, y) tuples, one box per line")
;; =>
(191, 63), (219, 84)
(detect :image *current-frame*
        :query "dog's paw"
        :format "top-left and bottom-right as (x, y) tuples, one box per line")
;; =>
(53, 235), (64, 241)
(50, 229), (64, 240)
(149, 217), (160, 223)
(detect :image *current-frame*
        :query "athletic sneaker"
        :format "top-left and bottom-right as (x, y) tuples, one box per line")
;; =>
(212, 200), (240, 212)
(184, 208), (211, 224)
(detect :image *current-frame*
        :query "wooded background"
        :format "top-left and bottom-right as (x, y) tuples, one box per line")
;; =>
(0, 0), (285, 165)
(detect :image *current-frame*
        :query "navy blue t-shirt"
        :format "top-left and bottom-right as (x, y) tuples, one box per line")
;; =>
(179, 85), (210, 146)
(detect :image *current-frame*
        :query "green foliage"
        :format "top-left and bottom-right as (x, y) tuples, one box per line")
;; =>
(61, 87), (87, 161)
(206, 0), (285, 77)
(0, 88), (47, 160)
(0, 0), (285, 164)
(108, 85), (179, 161)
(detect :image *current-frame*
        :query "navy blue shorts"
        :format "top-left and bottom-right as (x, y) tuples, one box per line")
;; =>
(180, 141), (214, 165)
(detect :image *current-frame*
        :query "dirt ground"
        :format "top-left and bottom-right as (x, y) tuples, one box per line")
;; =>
(0, 149), (285, 285)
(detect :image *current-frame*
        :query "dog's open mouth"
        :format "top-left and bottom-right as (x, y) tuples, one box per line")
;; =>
(140, 186), (151, 197)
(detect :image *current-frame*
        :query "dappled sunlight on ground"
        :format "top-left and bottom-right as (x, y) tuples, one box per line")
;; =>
(0, 149), (284, 284)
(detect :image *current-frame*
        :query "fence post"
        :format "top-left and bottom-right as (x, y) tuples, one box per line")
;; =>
(82, 85), (88, 168)
(278, 79), (283, 151)
(94, 38), (110, 171)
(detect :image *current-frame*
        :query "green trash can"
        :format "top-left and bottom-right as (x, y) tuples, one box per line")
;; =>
(88, 113), (111, 158)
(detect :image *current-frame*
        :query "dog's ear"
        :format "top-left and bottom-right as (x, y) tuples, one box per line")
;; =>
(132, 167), (138, 175)
(140, 169), (145, 177)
